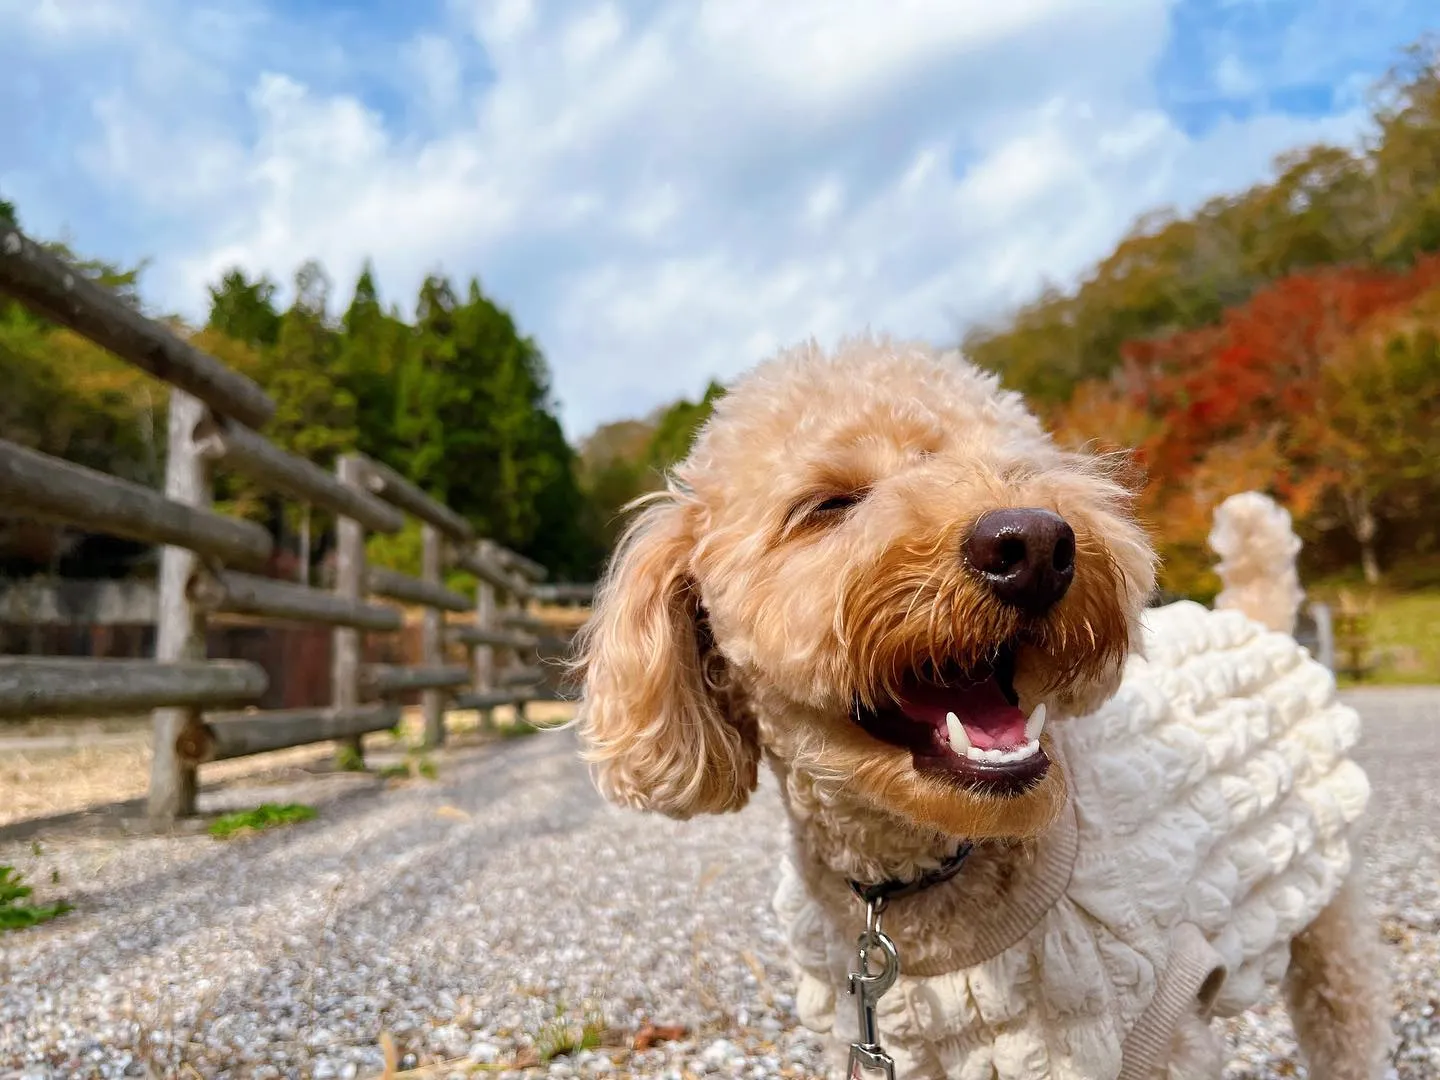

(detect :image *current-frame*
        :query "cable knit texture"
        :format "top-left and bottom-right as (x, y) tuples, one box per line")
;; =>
(772, 600), (1371, 1079)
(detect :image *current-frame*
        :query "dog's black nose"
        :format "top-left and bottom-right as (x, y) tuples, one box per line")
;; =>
(964, 508), (1076, 614)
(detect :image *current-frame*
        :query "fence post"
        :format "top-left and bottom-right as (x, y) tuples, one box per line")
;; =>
(499, 556), (528, 726)
(148, 389), (209, 821)
(333, 455), (367, 764)
(1310, 601), (1336, 671)
(471, 550), (496, 729)
(420, 523), (445, 747)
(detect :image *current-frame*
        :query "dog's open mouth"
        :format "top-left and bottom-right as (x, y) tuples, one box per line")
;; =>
(853, 643), (1050, 795)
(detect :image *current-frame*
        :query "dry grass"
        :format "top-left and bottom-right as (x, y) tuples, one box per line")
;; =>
(0, 701), (576, 831)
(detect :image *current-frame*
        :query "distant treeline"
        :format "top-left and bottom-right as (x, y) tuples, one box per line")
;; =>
(962, 39), (1440, 596)
(5, 37), (1439, 597)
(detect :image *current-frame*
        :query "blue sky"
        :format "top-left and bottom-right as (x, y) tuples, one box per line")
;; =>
(2, 1), (1435, 440)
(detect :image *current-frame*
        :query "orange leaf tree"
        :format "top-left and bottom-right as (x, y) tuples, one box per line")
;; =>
(1060, 257), (1440, 591)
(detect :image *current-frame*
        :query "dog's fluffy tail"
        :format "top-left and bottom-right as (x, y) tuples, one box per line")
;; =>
(1207, 491), (1305, 636)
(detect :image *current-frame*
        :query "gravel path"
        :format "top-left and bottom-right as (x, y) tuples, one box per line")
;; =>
(2, 688), (1437, 1080)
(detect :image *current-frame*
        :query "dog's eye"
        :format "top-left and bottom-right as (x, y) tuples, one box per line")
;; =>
(803, 492), (868, 527)
(780, 490), (869, 540)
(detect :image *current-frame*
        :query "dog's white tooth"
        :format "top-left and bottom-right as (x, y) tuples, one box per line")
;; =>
(1024, 702), (1048, 742)
(982, 748), (1004, 764)
(965, 746), (985, 762)
(945, 712), (971, 752)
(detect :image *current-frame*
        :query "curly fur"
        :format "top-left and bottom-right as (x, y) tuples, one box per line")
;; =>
(1208, 491), (1306, 635)
(570, 336), (1389, 1079)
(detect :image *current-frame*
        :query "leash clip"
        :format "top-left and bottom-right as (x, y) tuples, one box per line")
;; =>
(846, 895), (899, 1079)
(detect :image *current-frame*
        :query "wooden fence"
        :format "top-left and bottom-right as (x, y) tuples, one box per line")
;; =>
(0, 224), (593, 821)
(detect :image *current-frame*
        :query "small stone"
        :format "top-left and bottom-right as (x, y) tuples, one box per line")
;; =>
(706, 1038), (740, 1062)
(468, 1041), (500, 1063)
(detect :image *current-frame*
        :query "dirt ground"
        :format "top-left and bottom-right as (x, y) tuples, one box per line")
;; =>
(0, 701), (576, 832)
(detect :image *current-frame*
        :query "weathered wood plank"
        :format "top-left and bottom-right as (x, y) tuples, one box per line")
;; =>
(0, 579), (157, 625)
(447, 625), (538, 651)
(499, 666), (546, 687)
(0, 227), (275, 429)
(190, 568), (402, 631)
(493, 546), (547, 581)
(452, 689), (537, 712)
(361, 458), (473, 542)
(469, 573), (497, 721)
(451, 545), (530, 597)
(194, 414), (405, 534)
(177, 703), (401, 764)
(531, 582), (595, 605)
(366, 567), (470, 612)
(331, 455), (369, 764)
(149, 390), (213, 820)
(0, 437), (272, 571)
(361, 664), (471, 697)
(420, 523), (446, 747)
(0, 657), (266, 718)
(501, 612), (551, 635)
(495, 556), (533, 724)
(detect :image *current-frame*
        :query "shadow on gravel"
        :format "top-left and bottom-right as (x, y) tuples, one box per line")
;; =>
(2, 728), (601, 975)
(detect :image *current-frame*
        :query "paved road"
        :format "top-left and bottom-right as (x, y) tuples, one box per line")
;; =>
(2, 688), (1437, 1079)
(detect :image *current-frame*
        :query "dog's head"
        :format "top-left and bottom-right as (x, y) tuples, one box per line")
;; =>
(572, 337), (1156, 841)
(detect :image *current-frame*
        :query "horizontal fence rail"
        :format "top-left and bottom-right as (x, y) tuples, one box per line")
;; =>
(189, 569), (405, 632)
(366, 568), (471, 612)
(193, 413), (406, 534)
(0, 658), (268, 718)
(0, 226), (275, 430)
(0, 223), (594, 822)
(0, 437), (273, 571)
(361, 459), (473, 542)
(176, 703), (403, 765)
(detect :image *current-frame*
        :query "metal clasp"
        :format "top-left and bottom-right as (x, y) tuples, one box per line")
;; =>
(847, 896), (900, 1079)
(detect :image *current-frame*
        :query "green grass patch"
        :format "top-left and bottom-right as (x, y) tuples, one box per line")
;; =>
(334, 744), (367, 772)
(1313, 585), (1440, 687)
(208, 802), (318, 840)
(493, 720), (542, 740)
(0, 865), (71, 932)
(533, 1002), (608, 1063)
(376, 750), (439, 781)
(1352, 590), (1440, 685)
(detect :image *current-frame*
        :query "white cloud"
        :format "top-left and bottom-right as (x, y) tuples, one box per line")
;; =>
(404, 33), (464, 115)
(803, 178), (846, 229)
(1213, 53), (1260, 98)
(6, 0), (134, 41)
(3, 0), (1395, 440)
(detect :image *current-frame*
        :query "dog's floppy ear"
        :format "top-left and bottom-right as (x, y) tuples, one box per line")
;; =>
(572, 492), (758, 819)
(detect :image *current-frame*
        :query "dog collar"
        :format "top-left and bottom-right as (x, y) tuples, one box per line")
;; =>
(843, 842), (973, 1078)
(846, 840), (975, 906)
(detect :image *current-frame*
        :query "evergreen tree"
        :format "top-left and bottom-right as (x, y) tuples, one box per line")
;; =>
(207, 268), (282, 348)
(337, 262), (408, 466)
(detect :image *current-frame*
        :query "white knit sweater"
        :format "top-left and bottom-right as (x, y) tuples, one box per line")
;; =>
(773, 601), (1372, 1079)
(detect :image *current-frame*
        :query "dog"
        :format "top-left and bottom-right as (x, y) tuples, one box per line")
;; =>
(570, 336), (1389, 1079)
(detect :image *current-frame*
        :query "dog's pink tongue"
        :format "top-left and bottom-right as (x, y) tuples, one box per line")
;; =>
(899, 677), (1028, 750)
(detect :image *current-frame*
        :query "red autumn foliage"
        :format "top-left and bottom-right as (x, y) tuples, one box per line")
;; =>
(1120, 255), (1440, 490)
(1052, 254), (1440, 594)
